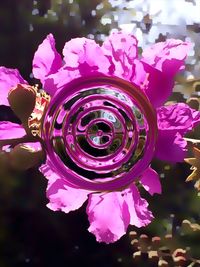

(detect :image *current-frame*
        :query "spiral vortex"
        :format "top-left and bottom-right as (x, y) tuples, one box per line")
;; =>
(42, 75), (157, 191)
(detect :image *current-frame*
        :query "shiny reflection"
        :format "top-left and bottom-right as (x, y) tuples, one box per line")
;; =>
(42, 76), (157, 191)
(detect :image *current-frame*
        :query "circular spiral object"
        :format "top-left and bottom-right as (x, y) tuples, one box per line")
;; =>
(42, 75), (158, 191)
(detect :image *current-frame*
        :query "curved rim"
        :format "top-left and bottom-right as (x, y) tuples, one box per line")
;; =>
(42, 74), (158, 192)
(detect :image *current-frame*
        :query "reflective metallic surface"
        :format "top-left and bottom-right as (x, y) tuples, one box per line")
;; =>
(42, 75), (158, 191)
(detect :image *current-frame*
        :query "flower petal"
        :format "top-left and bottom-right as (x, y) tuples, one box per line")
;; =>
(43, 37), (111, 95)
(22, 142), (42, 151)
(155, 102), (200, 162)
(157, 103), (200, 135)
(0, 67), (27, 106)
(102, 31), (138, 79)
(0, 121), (26, 140)
(42, 66), (80, 95)
(87, 191), (129, 243)
(87, 184), (153, 243)
(40, 162), (88, 213)
(141, 40), (190, 107)
(63, 37), (110, 74)
(32, 33), (62, 91)
(140, 61), (174, 107)
(142, 39), (191, 76)
(155, 131), (187, 162)
(123, 184), (153, 227)
(140, 167), (161, 195)
(102, 31), (138, 63)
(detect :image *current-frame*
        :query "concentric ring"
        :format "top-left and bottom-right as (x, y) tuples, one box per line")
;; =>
(42, 75), (157, 191)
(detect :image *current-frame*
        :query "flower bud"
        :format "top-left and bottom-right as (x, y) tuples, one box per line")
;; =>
(158, 259), (169, 267)
(9, 144), (44, 170)
(148, 250), (159, 262)
(186, 97), (200, 110)
(173, 248), (187, 258)
(129, 231), (137, 239)
(133, 251), (141, 261)
(181, 219), (193, 233)
(131, 239), (139, 247)
(193, 81), (200, 92)
(8, 84), (36, 122)
(173, 256), (186, 266)
(139, 234), (149, 253)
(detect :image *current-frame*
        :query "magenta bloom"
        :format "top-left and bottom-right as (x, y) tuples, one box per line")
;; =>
(1, 32), (200, 243)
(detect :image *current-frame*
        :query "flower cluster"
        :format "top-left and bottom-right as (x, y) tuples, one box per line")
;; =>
(0, 31), (200, 243)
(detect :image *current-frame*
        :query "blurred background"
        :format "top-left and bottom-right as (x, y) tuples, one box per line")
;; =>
(0, 0), (200, 266)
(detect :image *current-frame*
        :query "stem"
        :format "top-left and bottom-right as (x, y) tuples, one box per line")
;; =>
(0, 117), (47, 151)
(184, 138), (200, 143)
(0, 135), (38, 148)
(171, 214), (177, 237)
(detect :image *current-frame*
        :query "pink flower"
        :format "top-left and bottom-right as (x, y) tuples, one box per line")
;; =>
(0, 32), (200, 243)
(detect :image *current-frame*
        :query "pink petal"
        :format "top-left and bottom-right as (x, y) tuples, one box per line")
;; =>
(155, 131), (187, 162)
(155, 103), (200, 162)
(123, 184), (153, 227)
(157, 103), (200, 135)
(22, 142), (42, 151)
(142, 39), (191, 76)
(40, 162), (89, 213)
(140, 167), (161, 195)
(0, 67), (27, 106)
(32, 33), (62, 93)
(87, 184), (153, 243)
(1, 145), (10, 151)
(141, 40), (190, 107)
(128, 59), (169, 109)
(43, 37), (110, 94)
(102, 31), (138, 62)
(63, 37), (110, 74)
(102, 31), (138, 79)
(42, 66), (80, 94)
(87, 191), (129, 243)
(130, 59), (147, 87)
(140, 61), (174, 107)
(0, 121), (26, 140)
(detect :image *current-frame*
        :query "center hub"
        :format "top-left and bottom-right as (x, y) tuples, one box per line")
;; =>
(86, 119), (114, 149)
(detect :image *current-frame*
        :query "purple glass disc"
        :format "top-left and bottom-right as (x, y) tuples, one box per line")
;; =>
(42, 75), (158, 192)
